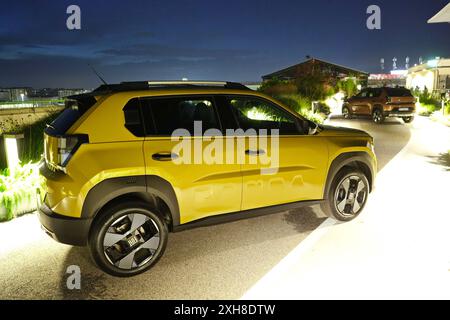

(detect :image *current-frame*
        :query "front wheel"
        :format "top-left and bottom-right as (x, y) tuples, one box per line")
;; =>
(89, 201), (168, 277)
(402, 116), (414, 123)
(342, 106), (351, 119)
(321, 168), (370, 221)
(372, 109), (385, 124)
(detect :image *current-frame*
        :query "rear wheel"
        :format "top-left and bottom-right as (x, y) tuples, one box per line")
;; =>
(89, 201), (168, 277)
(372, 108), (384, 124)
(321, 168), (369, 221)
(402, 116), (414, 123)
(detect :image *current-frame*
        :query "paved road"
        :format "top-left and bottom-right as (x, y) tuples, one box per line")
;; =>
(0, 116), (448, 299)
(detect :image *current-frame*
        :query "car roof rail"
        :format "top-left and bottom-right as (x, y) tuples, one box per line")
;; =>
(83, 80), (251, 98)
(120, 80), (251, 90)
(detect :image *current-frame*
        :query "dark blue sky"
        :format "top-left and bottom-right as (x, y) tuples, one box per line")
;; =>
(0, 0), (449, 88)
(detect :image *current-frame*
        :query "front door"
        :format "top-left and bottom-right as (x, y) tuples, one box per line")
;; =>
(219, 95), (328, 210)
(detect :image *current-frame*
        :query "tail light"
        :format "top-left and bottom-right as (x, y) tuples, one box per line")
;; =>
(44, 134), (88, 173)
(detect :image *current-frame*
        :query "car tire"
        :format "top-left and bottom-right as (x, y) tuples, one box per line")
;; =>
(372, 108), (385, 124)
(402, 116), (414, 123)
(342, 106), (351, 119)
(320, 168), (370, 222)
(88, 200), (168, 277)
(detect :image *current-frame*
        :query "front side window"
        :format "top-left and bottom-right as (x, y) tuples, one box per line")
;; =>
(225, 96), (300, 135)
(142, 96), (219, 136)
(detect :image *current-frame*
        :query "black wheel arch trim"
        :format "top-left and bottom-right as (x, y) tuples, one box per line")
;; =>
(372, 104), (384, 113)
(323, 152), (376, 199)
(81, 175), (180, 228)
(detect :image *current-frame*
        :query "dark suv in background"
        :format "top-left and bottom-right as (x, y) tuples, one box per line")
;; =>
(343, 87), (416, 123)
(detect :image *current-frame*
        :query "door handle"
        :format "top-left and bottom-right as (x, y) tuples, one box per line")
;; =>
(245, 149), (266, 156)
(152, 152), (179, 161)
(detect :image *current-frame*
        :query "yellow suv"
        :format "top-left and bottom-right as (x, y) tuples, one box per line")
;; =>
(38, 81), (376, 276)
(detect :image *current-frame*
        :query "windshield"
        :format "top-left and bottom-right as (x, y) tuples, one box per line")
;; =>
(385, 88), (413, 97)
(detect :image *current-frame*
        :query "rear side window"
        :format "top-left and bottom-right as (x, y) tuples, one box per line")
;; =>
(45, 96), (97, 136)
(385, 88), (413, 97)
(123, 98), (145, 137)
(141, 96), (220, 136)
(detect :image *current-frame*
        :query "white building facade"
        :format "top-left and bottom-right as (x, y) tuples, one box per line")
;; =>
(406, 58), (450, 94)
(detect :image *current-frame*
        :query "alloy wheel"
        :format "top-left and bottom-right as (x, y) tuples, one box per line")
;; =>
(102, 213), (161, 270)
(334, 175), (367, 217)
(343, 107), (350, 119)
(373, 110), (383, 123)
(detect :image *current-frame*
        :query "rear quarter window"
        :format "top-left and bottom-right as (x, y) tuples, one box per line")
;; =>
(45, 96), (97, 136)
(123, 98), (145, 137)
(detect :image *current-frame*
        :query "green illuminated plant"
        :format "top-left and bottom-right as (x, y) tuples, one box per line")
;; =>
(0, 162), (40, 222)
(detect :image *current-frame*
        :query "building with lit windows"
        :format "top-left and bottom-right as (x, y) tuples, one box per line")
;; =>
(406, 58), (450, 94)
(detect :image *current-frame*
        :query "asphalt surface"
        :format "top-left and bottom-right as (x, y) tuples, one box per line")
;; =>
(0, 115), (448, 299)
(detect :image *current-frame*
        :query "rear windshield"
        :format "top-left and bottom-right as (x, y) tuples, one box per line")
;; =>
(385, 88), (413, 97)
(45, 96), (97, 135)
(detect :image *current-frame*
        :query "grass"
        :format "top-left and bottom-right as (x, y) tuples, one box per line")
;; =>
(0, 162), (41, 222)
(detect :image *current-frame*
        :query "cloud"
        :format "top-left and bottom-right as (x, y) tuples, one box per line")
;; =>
(97, 43), (257, 64)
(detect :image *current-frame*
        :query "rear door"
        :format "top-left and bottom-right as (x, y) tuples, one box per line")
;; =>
(141, 95), (242, 224)
(352, 89), (371, 115)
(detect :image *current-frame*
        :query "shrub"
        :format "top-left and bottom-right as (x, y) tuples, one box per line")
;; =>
(417, 91), (441, 109)
(274, 94), (311, 113)
(0, 163), (40, 222)
(295, 73), (333, 101)
(314, 102), (331, 115)
(271, 94), (327, 123)
(299, 109), (326, 124)
(336, 78), (359, 98)
(258, 79), (298, 96)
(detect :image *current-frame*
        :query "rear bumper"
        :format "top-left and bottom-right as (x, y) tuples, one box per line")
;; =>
(385, 112), (415, 117)
(38, 202), (92, 246)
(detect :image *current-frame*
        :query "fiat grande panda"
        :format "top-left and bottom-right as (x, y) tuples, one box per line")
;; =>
(38, 81), (377, 276)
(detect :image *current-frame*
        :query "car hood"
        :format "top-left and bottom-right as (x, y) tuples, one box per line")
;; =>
(318, 124), (371, 137)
